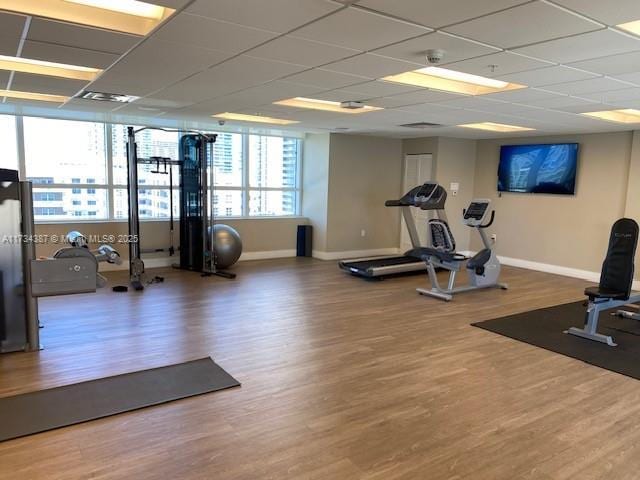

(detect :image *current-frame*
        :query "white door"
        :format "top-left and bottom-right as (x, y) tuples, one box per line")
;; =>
(400, 154), (433, 252)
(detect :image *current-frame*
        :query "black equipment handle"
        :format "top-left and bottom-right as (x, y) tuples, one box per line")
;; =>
(385, 200), (404, 207)
(479, 210), (495, 229)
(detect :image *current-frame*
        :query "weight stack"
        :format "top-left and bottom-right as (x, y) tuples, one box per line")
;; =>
(296, 225), (312, 257)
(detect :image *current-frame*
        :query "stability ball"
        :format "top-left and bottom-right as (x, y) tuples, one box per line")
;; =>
(210, 224), (243, 269)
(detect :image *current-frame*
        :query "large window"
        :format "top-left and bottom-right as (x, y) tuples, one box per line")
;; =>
(23, 117), (109, 221)
(1, 115), (301, 222)
(0, 115), (18, 171)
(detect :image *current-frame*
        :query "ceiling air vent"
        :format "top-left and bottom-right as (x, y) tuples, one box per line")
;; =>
(399, 122), (444, 129)
(79, 91), (139, 103)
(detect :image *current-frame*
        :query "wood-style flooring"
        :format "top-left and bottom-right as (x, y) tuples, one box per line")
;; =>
(0, 259), (635, 480)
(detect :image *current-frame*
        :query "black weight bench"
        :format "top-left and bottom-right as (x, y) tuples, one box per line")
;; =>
(565, 218), (640, 346)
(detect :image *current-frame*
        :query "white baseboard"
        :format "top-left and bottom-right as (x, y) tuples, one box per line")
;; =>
(463, 250), (640, 290)
(239, 249), (297, 261)
(313, 248), (401, 261)
(102, 249), (298, 272)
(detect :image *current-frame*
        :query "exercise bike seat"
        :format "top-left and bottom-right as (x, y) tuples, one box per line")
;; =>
(412, 247), (466, 263)
(584, 286), (630, 301)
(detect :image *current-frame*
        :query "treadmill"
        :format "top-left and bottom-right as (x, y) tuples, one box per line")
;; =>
(339, 182), (447, 279)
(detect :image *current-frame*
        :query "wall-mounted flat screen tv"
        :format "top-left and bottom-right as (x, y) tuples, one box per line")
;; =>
(497, 143), (579, 195)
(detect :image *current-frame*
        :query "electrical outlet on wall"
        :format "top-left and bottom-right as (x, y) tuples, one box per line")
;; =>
(450, 182), (459, 197)
(491, 233), (497, 242)
(361, 229), (366, 237)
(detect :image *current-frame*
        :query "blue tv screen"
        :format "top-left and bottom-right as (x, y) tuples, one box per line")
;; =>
(498, 143), (579, 195)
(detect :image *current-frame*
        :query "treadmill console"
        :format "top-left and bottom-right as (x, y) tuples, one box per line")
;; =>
(463, 199), (491, 226)
(414, 182), (446, 210)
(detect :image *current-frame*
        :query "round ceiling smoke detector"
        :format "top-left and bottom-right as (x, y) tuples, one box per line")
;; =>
(425, 49), (445, 64)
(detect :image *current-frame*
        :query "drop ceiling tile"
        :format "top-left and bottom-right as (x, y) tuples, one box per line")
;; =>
(311, 89), (374, 102)
(394, 102), (462, 115)
(553, 102), (616, 113)
(483, 88), (565, 102)
(526, 95), (600, 109)
(153, 13), (277, 53)
(27, 18), (140, 54)
(282, 68), (368, 89)
(322, 54), (421, 79)
(367, 89), (464, 108)
(443, 52), (553, 78)
(246, 36), (359, 67)
(551, 0), (640, 25)
(568, 51), (640, 75)
(445, 2), (601, 49)
(21, 41), (118, 69)
(94, 39), (231, 93)
(341, 80), (424, 97)
(373, 31), (500, 65)
(186, 0), (341, 33)
(539, 76), (633, 95)
(84, 79), (159, 97)
(612, 72), (640, 86)
(495, 65), (599, 87)
(514, 29), (640, 64)
(0, 71), (11, 88)
(432, 96), (509, 110)
(10, 73), (87, 96)
(581, 87), (640, 104)
(153, 56), (306, 103)
(356, 0), (528, 28)
(289, 7), (430, 51)
(0, 11), (25, 55)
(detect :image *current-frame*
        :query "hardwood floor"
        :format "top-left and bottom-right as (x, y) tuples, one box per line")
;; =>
(0, 259), (636, 479)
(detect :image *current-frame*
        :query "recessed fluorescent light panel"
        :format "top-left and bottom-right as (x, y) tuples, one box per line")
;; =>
(617, 20), (640, 36)
(213, 113), (299, 126)
(0, 89), (69, 103)
(273, 97), (383, 114)
(0, 55), (102, 81)
(458, 122), (535, 132)
(0, 0), (175, 35)
(581, 109), (640, 124)
(383, 67), (526, 95)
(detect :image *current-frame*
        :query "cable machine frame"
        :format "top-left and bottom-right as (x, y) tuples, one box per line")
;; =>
(126, 126), (235, 291)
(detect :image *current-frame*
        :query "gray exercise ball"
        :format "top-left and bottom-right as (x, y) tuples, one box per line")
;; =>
(210, 224), (243, 269)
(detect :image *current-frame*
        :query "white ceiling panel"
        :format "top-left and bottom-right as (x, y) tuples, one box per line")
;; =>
(27, 18), (140, 54)
(526, 95), (599, 109)
(443, 52), (553, 78)
(153, 13), (277, 53)
(445, 2), (601, 49)
(339, 80), (424, 98)
(322, 53), (421, 79)
(153, 56), (306, 103)
(539, 76), (633, 95)
(356, 0), (529, 28)
(310, 89), (374, 102)
(0, 11), (25, 55)
(612, 72), (640, 86)
(551, 0), (640, 25)
(483, 88), (566, 102)
(581, 87), (640, 104)
(186, 0), (342, 33)
(10, 73), (88, 96)
(21, 41), (119, 69)
(85, 79), (162, 98)
(514, 29), (640, 64)
(495, 65), (599, 87)
(289, 7), (430, 51)
(367, 89), (464, 108)
(568, 51), (640, 76)
(394, 103), (462, 115)
(245, 36), (359, 67)
(282, 68), (368, 89)
(373, 31), (500, 66)
(0, 71), (12, 89)
(93, 39), (231, 94)
(431, 96), (509, 110)
(184, 81), (323, 115)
